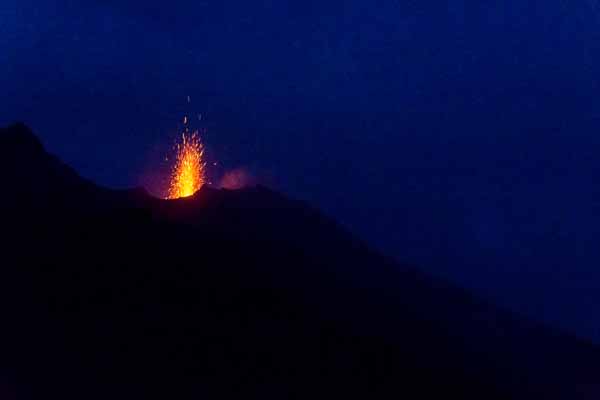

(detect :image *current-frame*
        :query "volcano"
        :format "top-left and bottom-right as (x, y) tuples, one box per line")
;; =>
(0, 123), (599, 399)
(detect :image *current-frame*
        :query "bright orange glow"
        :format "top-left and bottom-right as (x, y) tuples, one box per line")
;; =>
(166, 131), (205, 199)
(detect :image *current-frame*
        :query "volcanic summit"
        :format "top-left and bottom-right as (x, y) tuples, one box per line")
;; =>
(0, 123), (599, 399)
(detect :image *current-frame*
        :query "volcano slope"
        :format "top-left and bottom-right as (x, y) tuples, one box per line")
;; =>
(0, 123), (599, 399)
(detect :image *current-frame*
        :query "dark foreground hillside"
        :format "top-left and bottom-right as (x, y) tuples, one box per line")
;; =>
(1, 123), (599, 399)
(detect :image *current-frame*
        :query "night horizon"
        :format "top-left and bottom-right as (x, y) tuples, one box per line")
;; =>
(3, 1), (600, 398)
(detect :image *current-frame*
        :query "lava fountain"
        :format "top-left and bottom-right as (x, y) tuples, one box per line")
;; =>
(166, 130), (206, 199)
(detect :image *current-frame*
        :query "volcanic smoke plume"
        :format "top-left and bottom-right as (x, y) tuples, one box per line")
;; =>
(219, 168), (255, 190)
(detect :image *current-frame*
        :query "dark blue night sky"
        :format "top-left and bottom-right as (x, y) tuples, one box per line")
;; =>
(3, 1), (600, 340)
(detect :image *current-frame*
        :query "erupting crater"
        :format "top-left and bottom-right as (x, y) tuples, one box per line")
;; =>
(166, 130), (206, 199)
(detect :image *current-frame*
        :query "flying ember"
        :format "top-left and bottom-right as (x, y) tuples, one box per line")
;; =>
(166, 130), (206, 199)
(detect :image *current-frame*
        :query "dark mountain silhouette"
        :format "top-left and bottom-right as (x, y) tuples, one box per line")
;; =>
(1, 122), (599, 399)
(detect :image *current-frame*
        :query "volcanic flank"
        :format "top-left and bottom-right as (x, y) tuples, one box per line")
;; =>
(1, 123), (600, 399)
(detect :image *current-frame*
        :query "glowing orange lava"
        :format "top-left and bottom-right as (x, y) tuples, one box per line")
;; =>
(166, 131), (205, 199)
